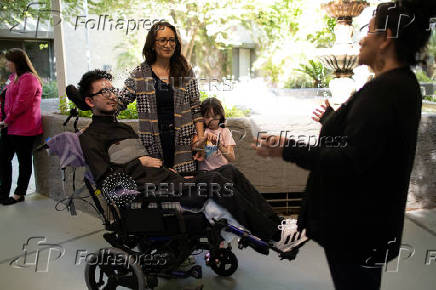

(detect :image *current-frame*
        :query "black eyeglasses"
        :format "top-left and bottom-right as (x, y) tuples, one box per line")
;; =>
(88, 87), (118, 99)
(155, 37), (176, 46)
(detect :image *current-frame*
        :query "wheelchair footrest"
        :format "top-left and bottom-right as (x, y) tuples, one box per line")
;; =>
(237, 235), (269, 255)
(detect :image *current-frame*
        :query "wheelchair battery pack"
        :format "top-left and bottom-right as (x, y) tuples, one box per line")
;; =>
(119, 207), (166, 233)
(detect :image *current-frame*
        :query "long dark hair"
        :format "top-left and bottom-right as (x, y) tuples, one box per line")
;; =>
(5, 48), (41, 84)
(201, 97), (226, 128)
(142, 21), (191, 87)
(374, 0), (436, 66)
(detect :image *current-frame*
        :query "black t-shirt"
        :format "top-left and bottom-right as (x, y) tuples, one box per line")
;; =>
(153, 71), (175, 168)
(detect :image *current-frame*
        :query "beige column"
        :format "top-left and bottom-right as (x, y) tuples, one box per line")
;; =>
(51, 0), (67, 101)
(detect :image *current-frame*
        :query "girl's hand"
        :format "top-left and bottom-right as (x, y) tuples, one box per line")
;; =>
(194, 151), (205, 161)
(312, 99), (331, 123)
(207, 133), (219, 145)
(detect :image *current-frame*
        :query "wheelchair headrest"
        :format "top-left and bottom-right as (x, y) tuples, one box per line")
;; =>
(66, 85), (91, 111)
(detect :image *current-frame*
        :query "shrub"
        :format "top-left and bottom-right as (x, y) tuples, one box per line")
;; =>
(60, 91), (249, 119)
(42, 80), (58, 99)
(295, 60), (332, 88)
(416, 71), (433, 83)
(199, 90), (250, 117)
(285, 74), (314, 88)
(424, 95), (436, 102)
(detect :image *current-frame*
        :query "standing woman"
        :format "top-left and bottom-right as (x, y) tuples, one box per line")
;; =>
(0, 48), (43, 205)
(253, 1), (435, 289)
(119, 21), (204, 173)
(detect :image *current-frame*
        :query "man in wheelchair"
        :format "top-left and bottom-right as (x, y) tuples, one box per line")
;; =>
(63, 70), (307, 288)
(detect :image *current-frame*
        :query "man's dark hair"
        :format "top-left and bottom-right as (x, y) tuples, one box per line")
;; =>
(66, 70), (113, 111)
(374, 0), (436, 65)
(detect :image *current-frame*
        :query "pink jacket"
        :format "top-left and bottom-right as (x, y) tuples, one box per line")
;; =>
(0, 73), (43, 136)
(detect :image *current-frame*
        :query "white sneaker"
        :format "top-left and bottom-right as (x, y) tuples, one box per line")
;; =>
(274, 219), (308, 253)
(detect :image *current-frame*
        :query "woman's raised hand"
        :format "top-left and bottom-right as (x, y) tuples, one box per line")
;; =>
(312, 99), (331, 123)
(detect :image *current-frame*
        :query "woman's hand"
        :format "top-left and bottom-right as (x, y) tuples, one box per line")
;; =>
(138, 156), (163, 168)
(312, 99), (331, 123)
(250, 135), (285, 158)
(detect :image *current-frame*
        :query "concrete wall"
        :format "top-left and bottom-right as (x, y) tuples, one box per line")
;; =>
(408, 113), (436, 209)
(33, 113), (436, 217)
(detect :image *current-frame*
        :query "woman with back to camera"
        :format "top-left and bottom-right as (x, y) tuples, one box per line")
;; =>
(0, 48), (43, 205)
(118, 21), (205, 174)
(252, 1), (436, 289)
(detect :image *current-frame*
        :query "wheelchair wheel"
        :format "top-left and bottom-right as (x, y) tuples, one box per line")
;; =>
(84, 247), (145, 290)
(208, 248), (238, 277)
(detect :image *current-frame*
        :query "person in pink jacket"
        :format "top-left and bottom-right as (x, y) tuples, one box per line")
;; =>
(0, 48), (43, 205)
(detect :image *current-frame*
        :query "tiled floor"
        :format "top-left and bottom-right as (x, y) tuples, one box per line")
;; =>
(1, 194), (435, 290)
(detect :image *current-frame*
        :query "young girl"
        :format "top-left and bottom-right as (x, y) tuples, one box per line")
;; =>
(194, 97), (236, 171)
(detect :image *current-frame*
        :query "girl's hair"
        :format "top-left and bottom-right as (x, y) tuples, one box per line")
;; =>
(374, 0), (436, 65)
(201, 97), (226, 128)
(66, 69), (113, 111)
(142, 21), (191, 87)
(5, 48), (41, 84)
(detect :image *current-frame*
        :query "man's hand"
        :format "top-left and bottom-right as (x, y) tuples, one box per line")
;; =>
(250, 135), (285, 158)
(138, 156), (162, 168)
(0, 121), (8, 129)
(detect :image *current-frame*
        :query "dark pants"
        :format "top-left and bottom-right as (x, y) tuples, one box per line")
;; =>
(129, 163), (281, 242)
(325, 248), (383, 290)
(181, 164), (282, 241)
(0, 131), (37, 198)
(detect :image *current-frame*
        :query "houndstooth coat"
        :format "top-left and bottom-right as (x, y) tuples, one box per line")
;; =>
(118, 62), (203, 173)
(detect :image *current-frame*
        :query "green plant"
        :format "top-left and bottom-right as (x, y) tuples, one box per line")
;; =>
(423, 95), (436, 102)
(199, 90), (250, 117)
(42, 80), (58, 99)
(285, 73), (313, 88)
(223, 104), (251, 118)
(295, 60), (331, 88)
(307, 16), (336, 48)
(200, 91), (216, 102)
(416, 71), (433, 82)
(60, 100), (138, 119)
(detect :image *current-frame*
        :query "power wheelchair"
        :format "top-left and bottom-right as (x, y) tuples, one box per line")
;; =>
(38, 110), (300, 290)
